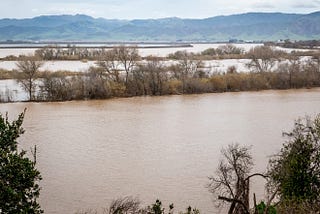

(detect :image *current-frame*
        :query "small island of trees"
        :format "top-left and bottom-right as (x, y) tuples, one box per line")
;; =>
(0, 44), (320, 102)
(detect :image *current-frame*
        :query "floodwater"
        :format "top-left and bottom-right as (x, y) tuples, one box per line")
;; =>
(0, 43), (312, 74)
(0, 59), (251, 73)
(0, 43), (262, 58)
(0, 43), (260, 73)
(1, 88), (320, 213)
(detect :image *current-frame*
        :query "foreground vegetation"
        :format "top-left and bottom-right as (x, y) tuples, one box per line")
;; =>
(76, 198), (199, 214)
(1, 109), (319, 213)
(208, 115), (320, 214)
(0, 110), (42, 213)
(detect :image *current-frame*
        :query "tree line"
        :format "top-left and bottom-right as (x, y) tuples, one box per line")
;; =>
(0, 43), (318, 62)
(265, 39), (320, 49)
(4, 45), (319, 102)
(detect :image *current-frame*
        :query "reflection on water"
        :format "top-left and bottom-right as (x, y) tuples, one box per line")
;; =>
(0, 88), (320, 213)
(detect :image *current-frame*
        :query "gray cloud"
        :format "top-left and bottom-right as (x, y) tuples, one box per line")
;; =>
(288, 0), (320, 9)
(292, 3), (319, 8)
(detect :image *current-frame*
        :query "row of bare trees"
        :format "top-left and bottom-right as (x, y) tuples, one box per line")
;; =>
(12, 46), (320, 102)
(34, 45), (111, 60)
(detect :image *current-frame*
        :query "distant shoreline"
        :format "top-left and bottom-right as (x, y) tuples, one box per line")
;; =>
(0, 44), (193, 49)
(0, 41), (264, 49)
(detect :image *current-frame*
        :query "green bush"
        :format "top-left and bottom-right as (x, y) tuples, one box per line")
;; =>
(0, 110), (42, 213)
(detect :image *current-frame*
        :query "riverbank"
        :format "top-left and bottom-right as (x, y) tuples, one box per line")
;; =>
(2, 68), (320, 103)
(1, 77), (319, 104)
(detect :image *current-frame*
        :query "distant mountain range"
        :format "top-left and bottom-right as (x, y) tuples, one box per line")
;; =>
(0, 12), (320, 42)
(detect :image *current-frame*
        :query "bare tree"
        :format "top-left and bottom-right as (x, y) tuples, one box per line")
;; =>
(107, 196), (141, 214)
(208, 144), (267, 214)
(114, 46), (140, 87)
(16, 56), (43, 101)
(217, 44), (244, 55)
(35, 45), (59, 60)
(172, 51), (202, 93)
(130, 65), (148, 96)
(311, 51), (320, 73)
(138, 57), (168, 95)
(246, 46), (284, 73)
(287, 54), (301, 88)
(95, 49), (122, 83)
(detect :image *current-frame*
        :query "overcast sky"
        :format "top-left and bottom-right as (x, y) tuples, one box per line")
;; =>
(2, 0), (320, 19)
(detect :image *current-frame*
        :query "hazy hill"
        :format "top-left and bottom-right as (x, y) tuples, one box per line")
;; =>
(0, 12), (319, 42)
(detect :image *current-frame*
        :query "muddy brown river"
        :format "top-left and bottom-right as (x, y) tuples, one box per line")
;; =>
(1, 88), (320, 213)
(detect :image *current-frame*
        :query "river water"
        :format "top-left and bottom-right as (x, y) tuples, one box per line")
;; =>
(0, 89), (320, 213)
